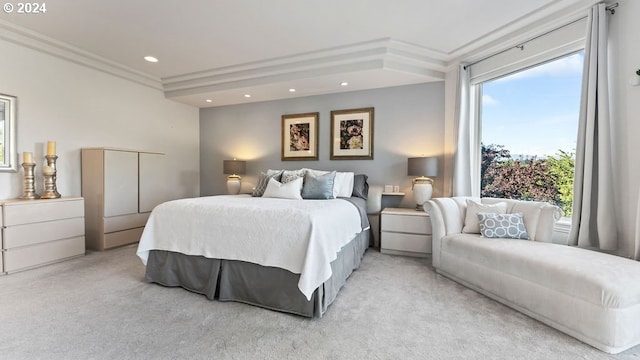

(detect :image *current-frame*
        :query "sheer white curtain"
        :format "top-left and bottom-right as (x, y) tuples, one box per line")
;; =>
(568, 3), (617, 250)
(452, 64), (481, 197)
(635, 196), (640, 259)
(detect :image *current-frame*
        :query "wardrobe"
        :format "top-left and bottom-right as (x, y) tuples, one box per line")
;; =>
(81, 148), (166, 250)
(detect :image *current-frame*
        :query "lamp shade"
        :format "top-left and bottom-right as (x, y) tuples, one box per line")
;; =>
(407, 157), (438, 177)
(223, 159), (246, 175)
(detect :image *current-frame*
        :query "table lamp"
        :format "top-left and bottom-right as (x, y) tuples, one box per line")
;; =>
(408, 156), (438, 211)
(223, 159), (246, 195)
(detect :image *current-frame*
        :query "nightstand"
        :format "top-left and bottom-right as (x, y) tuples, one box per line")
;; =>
(380, 207), (431, 257)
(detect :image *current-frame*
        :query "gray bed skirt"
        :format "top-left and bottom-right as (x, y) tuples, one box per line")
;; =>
(144, 229), (370, 318)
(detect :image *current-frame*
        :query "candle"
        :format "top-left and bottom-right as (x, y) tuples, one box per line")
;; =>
(23, 152), (33, 164)
(47, 141), (56, 156)
(43, 165), (54, 175)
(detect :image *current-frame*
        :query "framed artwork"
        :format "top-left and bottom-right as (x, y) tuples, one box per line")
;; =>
(330, 107), (374, 160)
(281, 112), (319, 161)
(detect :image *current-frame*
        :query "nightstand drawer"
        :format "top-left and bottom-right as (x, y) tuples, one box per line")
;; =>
(381, 213), (431, 234)
(381, 232), (431, 254)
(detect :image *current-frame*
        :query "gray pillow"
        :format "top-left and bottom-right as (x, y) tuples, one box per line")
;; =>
(351, 174), (369, 199)
(302, 171), (336, 199)
(252, 170), (283, 197)
(477, 212), (529, 240)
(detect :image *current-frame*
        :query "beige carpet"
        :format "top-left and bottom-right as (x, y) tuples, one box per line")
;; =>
(0, 245), (637, 359)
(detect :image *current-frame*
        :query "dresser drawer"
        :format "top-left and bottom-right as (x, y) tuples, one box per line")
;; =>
(3, 217), (84, 249)
(3, 199), (84, 226)
(104, 213), (149, 233)
(381, 213), (431, 234)
(381, 232), (431, 255)
(104, 227), (144, 249)
(4, 236), (85, 273)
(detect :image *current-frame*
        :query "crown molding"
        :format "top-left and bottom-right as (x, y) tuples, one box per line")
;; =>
(0, 20), (447, 103)
(0, 19), (163, 90)
(445, 0), (597, 71)
(163, 38), (447, 98)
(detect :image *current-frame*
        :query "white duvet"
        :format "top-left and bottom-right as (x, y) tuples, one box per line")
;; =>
(136, 195), (364, 300)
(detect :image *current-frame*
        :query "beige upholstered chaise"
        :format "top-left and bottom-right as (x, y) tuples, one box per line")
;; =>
(426, 197), (640, 354)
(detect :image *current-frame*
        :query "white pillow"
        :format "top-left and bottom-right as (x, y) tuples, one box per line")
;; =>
(262, 177), (303, 200)
(462, 200), (508, 234)
(303, 168), (354, 198)
(511, 201), (545, 240)
(333, 172), (354, 198)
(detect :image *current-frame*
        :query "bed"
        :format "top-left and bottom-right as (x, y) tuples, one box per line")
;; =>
(136, 170), (382, 317)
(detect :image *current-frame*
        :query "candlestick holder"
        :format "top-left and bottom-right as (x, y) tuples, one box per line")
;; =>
(21, 162), (40, 199)
(41, 173), (58, 199)
(43, 155), (62, 198)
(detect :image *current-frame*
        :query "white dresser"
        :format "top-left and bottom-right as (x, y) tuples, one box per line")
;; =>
(0, 209), (3, 273)
(1, 197), (85, 274)
(380, 207), (431, 257)
(81, 148), (166, 250)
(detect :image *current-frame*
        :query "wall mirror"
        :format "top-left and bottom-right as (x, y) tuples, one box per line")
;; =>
(0, 94), (17, 172)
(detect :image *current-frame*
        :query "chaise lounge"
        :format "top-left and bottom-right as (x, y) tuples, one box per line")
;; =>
(426, 197), (640, 354)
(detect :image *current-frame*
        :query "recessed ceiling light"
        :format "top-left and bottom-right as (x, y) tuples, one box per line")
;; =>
(244, 94), (252, 98)
(205, 99), (213, 103)
(144, 56), (159, 63)
(340, 82), (349, 86)
(289, 88), (296, 92)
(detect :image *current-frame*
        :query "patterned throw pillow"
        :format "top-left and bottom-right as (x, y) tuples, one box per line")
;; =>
(252, 170), (283, 197)
(281, 169), (305, 184)
(477, 212), (529, 240)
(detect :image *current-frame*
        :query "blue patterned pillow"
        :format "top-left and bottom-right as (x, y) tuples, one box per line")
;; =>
(477, 212), (529, 240)
(302, 171), (336, 199)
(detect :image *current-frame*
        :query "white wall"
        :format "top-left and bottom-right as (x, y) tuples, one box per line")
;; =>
(200, 83), (445, 209)
(608, 0), (640, 258)
(0, 38), (200, 201)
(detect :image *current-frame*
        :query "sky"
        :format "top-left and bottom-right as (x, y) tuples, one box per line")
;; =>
(481, 52), (584, 158)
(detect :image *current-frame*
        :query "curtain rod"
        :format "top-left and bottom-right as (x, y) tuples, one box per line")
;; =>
(463, 2), (618, 70)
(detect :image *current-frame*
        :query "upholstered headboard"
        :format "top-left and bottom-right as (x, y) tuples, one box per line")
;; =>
(366, 185), (383, 247)
(366, 185), (383, 215)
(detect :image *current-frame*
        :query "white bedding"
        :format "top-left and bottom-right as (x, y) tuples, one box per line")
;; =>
(136, 195), (364, 300)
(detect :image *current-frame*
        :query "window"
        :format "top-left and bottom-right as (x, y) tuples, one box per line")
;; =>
(479, 51), (584, 216)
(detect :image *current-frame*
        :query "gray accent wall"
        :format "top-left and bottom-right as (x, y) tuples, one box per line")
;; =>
(200, 82), (445, 208)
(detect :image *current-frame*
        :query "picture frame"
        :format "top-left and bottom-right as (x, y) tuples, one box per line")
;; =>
(281, 112), (319, 161)
(0, 93), (18, 172)
(330, 107), (374, 160)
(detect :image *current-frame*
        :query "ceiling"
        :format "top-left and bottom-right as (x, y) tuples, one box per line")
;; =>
(0, 0), (594, 108)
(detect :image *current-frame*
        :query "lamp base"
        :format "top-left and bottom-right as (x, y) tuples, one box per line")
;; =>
(226, 175), (241, 195)
(412, 178), (433, 211)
